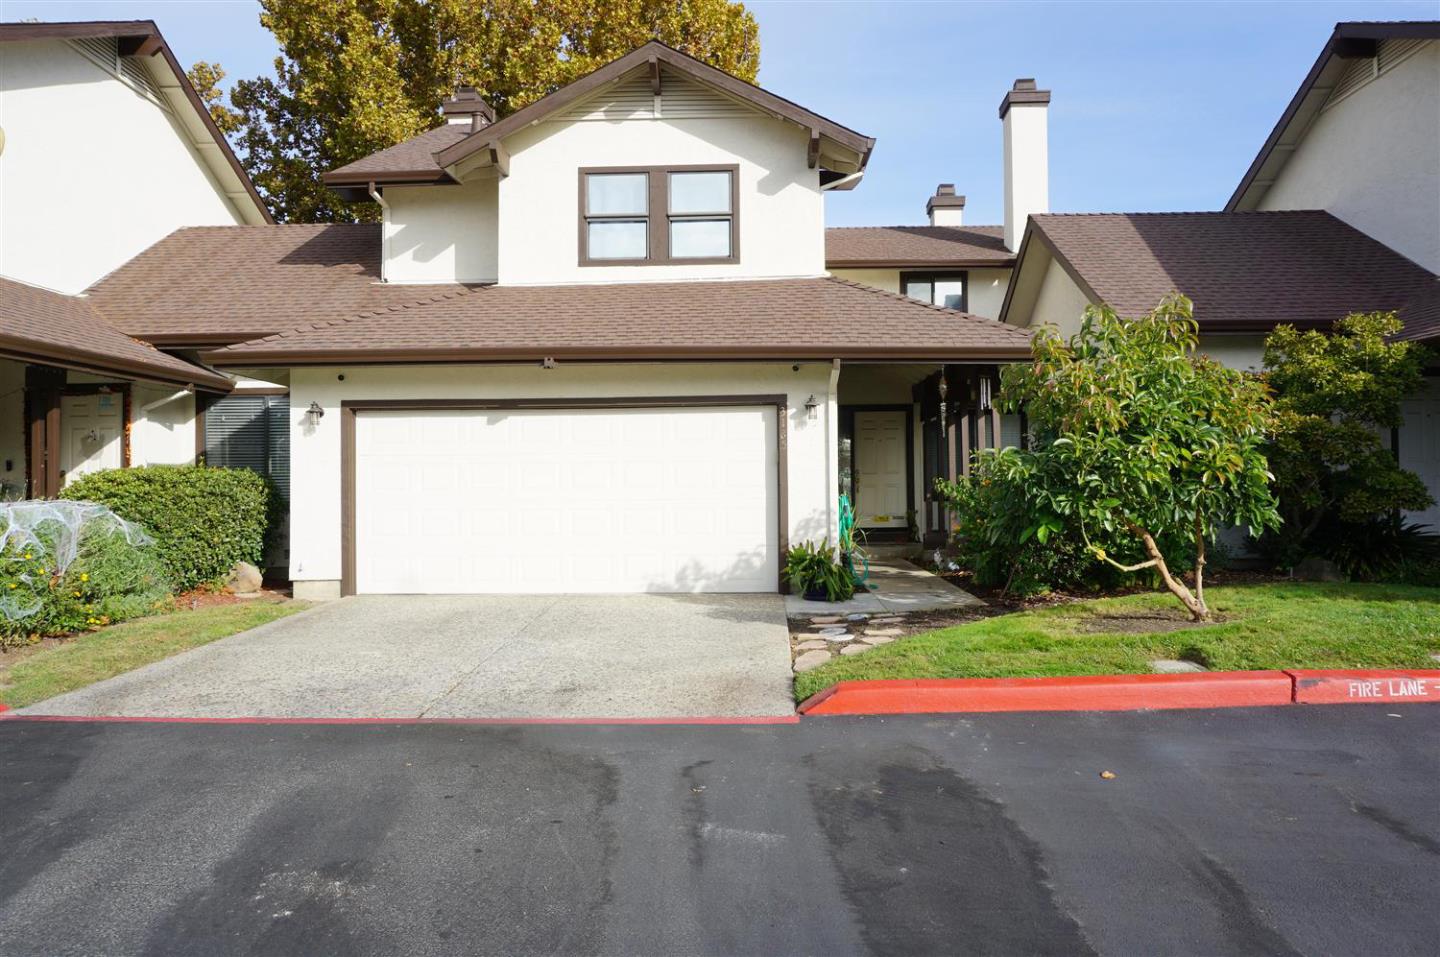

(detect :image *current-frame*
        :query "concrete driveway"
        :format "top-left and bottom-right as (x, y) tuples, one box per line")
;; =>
(18, 595), (795, 719)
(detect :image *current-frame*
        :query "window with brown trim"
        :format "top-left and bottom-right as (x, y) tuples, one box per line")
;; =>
(901, 271), (968, 311)
(579, 165), (739, 265)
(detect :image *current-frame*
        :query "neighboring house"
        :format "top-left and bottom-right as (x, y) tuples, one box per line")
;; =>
(0, 20), (279, 501)
(999, 21), (1440, 530)
(74, 41), (1031, 598)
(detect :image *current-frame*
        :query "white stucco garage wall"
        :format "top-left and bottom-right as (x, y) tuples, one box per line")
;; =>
(0, 39), (246, 293)
(1258, 40), (1440, 273)
(286, 362), (839, 596)
(1026, 257), (1093, 336)
(496, 115), (824, 285)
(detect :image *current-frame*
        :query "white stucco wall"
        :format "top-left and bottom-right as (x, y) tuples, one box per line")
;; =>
(382, 179), (499, 283)
(1258, 40), (1440, 273)
(1002, 102), (1049, 253)
(495, 115), (824, 285)
(1026, 257), (1092, 336)
(129, 384), (198, 466)
(1199, 335), (1267, 372)
(828, 268), (899, 294)
(0, 39), (247, 293)
(286, 362), (838, 592)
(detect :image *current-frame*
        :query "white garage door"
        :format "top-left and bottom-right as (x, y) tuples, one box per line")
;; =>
(354, 405), (779, 594)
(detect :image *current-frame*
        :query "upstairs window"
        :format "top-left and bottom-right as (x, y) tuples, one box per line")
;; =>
(581, 166), (737, 265)
(902, 272), (967, 311)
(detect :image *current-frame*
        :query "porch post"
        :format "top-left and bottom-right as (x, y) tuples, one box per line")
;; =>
(25, 365), (65, 498)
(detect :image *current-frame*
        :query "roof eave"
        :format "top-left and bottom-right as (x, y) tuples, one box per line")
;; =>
(0, 335), (234, 392)
(205, 344), (1033, 367)
(826, 258), (1017, 269)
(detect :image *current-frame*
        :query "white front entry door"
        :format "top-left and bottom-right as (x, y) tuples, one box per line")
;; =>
(60, 392), (123, 485)
(853, 410), (907, 528)
(353, 405), (778, 594)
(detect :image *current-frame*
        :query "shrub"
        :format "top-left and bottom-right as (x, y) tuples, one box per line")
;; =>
(60, 466), (276, 592)
(1314, 518), (1440, 582)
(1, 501), (172, 648)
(785, 541), (855, 602)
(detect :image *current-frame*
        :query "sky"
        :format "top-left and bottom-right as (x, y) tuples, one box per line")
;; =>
(4, 0), (1436, 226)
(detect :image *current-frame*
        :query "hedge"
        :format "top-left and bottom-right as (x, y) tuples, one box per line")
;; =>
(60, 466), (276, 592)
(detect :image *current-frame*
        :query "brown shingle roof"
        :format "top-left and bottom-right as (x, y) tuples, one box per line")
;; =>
(205, 277), (1032, 364)
(84, 224), (463, 345)
(825, 225), (1014, 268)
(0, 277), (232, 390)
(1026, 211), (1437, 330)
(1397, 281), (1440, 343)
(326, 125), (470, 181)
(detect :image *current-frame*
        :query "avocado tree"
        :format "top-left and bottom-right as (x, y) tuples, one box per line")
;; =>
(998, 295), (1280, 620)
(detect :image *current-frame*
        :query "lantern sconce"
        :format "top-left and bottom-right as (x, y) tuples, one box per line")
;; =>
(305, 401), (325, 425)
(803, 394), (819, 421)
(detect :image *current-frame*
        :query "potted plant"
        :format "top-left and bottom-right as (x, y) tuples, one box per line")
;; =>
(784, 541), (855, 602)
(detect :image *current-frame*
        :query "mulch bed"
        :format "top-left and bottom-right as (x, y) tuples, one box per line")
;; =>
(174, 585), (291, 610)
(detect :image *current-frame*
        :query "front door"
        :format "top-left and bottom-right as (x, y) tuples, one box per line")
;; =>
(854, 410), (907, 528)
(60, 391), (123, 486)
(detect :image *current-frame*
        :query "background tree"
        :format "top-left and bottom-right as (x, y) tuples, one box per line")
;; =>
(187, 62), (243, 135)
(979, 296), (1280, 620)
(1260, 312), (1434, 573)
(208, 0), (760, 222)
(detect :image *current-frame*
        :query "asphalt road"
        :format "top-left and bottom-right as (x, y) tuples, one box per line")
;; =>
(2, 706), (1437, 956)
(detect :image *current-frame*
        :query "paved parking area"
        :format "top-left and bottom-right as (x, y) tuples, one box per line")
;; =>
(17, 595), (795, 719)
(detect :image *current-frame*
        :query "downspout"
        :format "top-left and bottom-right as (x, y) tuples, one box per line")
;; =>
(368, 182), (389, 282)
(827, 358), (842, 546)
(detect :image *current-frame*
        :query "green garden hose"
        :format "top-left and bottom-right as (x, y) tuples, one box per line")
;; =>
(838, 494), (870, 588)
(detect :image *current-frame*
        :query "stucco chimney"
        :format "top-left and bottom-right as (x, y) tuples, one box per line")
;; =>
(1000, 78), (1050, 252)
(926, 184), (966, 226)
(441, 87), (495, 132)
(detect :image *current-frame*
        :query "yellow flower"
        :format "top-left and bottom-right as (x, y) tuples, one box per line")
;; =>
(6, 583), (15, 590)
(80, 573), (89, 582)
(23, 553), (32, 560)
(72, 590), (81, 597)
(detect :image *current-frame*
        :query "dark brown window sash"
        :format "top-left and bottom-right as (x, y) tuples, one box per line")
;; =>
(579, 164), (739, 266)
(900, 270), (969, 312)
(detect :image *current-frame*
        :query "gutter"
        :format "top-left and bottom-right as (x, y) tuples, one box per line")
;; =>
(368, 182), (389, 283)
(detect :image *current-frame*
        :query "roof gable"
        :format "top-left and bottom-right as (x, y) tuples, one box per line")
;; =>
(1227, 21), (1440, 212)
(0, 20), (272, 225)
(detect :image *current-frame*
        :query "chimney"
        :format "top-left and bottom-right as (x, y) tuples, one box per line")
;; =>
(926, 184), (966, 226)
(441, 86), (495, 132)
(999, 78), (1050, 252)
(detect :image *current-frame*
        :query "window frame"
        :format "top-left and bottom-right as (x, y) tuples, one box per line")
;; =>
(900, 270), (969, 312)
(578, 164), (739, 266)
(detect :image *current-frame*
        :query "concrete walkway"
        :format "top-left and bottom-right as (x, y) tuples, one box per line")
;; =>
(19, 594), (795, 719)
(784, 559), (983, 617)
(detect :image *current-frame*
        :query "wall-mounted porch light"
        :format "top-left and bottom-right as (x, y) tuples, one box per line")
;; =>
(305, 401), (325, 425)
(803, 394), (819, 421)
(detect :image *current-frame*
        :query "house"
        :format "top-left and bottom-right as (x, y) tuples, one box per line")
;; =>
(0, 20), (275, 499)
(76, 40), (1031, 598)
(997, 20), (1440, 530)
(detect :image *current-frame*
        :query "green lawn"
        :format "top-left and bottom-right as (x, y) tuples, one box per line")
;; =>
(794, 583), (1440, 702)
(0, 600), (310, 710)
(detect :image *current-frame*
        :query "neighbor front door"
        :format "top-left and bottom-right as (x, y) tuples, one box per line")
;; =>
(854, 410), (907, 528)
(60, 391), (123, 486)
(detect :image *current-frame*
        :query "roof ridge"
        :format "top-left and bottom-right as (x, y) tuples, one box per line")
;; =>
(820, 275), (1031, 338)
(825, 224), (1004, 230)
(1032, 209), (1333, 218)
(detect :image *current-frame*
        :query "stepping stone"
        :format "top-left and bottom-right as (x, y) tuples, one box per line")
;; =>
(810, 615), (844, 625)
(864, 627), (902, 638)
(846, 613), (870, 622)
(839, 644), (870, 656)
(795, 639), (828, 651)
(817, 627), (849, 637)
(865, 635), (896, 645)
(793, 650), (833, 672)
(824, 633), (854, 644)
(870, 616), (904, 624)
(1150, 659), (1206, 674)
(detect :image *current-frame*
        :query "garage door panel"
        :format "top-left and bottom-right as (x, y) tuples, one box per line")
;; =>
(354, 406), (778, 594)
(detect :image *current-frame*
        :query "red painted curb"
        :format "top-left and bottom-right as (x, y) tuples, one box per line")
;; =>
(798, 671), (1294, 716)
(0, 713), (801, 726)
(0, 703), (8, 714)
(1286, 669), (1440, 705)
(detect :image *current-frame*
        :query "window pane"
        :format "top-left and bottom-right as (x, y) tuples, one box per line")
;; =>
(588, 220), (647, 259)
(670, 218), (731, 258)
(903, 281), (932, 304)
(934, 279), (965, 309)
(669, 171), (731, 214)
(586, 173), (647, 216)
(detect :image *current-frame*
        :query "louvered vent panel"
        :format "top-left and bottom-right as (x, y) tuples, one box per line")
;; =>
(659, 71), (757, 119)
(119, 56), (165, 105)
(70, 36), (118, 73)
(1325, 55), (1374, 109)
(265, 397), (291, 503)
(1378, 37), (1427, 73)
(555, 73), (654, 121)
(204, 395), (269, 474)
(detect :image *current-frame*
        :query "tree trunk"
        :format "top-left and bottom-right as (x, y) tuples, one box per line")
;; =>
(1131, 524), (1210, 621)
